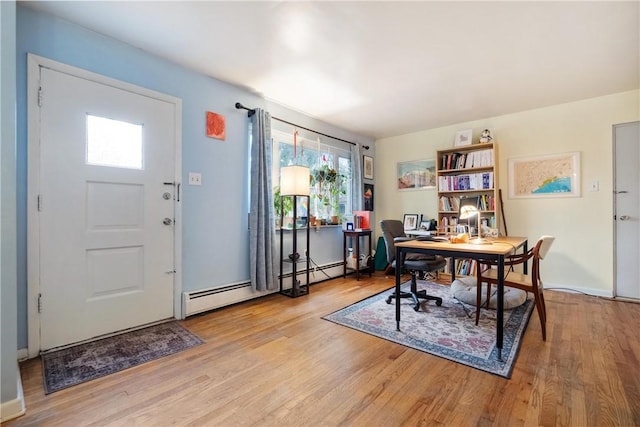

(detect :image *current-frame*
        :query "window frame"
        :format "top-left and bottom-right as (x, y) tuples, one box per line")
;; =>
(272, 129), (352, 222)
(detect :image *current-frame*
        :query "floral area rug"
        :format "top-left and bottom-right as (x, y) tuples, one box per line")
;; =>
(323, 281), (534, 378)
(41, 321), (203, 394)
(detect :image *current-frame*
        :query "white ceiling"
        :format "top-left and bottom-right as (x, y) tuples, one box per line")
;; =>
(23, 1), (640, 139)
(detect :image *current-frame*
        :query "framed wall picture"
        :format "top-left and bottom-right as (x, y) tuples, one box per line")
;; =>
(363, 155), (374, 180)
(403, 214), (419, 230)
(206, 111), (226, 140)
(363, 183), (374, 211)
(397, 159), (436, 190)
(454, 129), (473, 147)
(508, 151), (581, 198)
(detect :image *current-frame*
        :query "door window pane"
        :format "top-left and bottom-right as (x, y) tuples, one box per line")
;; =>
(86, 115), (143, 169)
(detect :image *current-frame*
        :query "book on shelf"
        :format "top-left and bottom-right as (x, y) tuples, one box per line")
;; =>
(440, 148), (494, 171)
(455, 258), (477, 276)
(438, 172), (494, 192)
(438, 195), (461, 212)
(352, 211), (370, 230)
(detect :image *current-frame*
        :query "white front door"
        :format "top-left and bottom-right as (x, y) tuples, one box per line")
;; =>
(37, 65), (178, 350)
(614, 121), (640, 300)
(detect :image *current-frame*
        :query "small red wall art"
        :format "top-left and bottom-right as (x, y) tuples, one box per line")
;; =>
(206, 111), (225, 140)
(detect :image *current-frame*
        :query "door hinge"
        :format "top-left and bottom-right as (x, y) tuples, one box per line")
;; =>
(38, 293), (42, 313)
(38, 86), (43, 107)
(37, 195), (42, 211)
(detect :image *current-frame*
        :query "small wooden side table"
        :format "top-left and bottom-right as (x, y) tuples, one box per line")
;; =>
(343, 229), (373, 280)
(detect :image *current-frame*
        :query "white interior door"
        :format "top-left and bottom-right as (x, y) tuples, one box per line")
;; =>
(614, 121), (640, 300)
(38, 66), (177, 350)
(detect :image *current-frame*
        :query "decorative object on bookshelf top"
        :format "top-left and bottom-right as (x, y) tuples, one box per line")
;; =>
(479, 129), (493, 144)
(453, 129), (473, 147)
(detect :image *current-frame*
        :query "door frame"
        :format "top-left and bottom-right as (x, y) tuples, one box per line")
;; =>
(27, 54), (183, 357)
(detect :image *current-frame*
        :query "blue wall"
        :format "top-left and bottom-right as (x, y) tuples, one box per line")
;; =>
(15, 6), (373, 349)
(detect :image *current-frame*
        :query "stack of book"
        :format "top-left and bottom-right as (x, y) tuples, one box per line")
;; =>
(440, 148), (494, 170)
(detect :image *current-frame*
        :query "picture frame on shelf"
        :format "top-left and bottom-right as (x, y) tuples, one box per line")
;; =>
(363, 155), (374, 180)
(508, 151), (581, 198)
(403, 214), (419, 231)
(453, 129), (473, 147)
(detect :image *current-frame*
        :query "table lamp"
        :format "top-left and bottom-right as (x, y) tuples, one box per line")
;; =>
(459, 205), (492, 245)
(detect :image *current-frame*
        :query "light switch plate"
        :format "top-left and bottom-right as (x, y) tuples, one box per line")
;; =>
(589, 180), (599, 192)
(188, 172), (202, 186)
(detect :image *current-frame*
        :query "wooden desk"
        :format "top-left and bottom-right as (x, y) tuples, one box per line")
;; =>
(394, 236), (528, 361)
(343, 229), (372, 280)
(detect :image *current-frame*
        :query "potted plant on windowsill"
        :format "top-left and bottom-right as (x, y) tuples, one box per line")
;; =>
(273, 186), (294, 228)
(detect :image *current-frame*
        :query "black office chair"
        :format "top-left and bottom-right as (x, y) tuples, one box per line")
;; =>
(380, 219), (446, 311)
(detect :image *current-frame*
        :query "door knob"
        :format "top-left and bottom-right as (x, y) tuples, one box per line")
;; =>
(619, 215), (631, 221)
(163, 218), (173, 225)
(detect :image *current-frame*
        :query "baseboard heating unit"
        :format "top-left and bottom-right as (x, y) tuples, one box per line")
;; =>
(183, 281), (254, 317)
(183, 262), (344, 317)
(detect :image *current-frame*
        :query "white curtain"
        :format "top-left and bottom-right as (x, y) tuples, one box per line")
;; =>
(249, 109), (278, 291)
(351, 144), (363, 210)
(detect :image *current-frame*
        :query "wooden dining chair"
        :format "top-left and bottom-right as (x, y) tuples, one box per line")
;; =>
(475, 236), (555, 340)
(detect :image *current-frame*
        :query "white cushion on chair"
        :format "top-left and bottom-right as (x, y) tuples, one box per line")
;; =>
(450, 276), (527, 309)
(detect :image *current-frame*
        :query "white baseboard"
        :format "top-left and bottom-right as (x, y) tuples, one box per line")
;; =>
(544, 282), (613, 298)
(17, 348), (29, 362)
(0, 367), (25, 423)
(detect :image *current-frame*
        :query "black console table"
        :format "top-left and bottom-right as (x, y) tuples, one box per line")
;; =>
(343, 229), (372, 280)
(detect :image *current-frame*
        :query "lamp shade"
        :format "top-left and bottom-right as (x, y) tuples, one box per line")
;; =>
(459, 205), (478, 220)
(280, 165), (310, 196)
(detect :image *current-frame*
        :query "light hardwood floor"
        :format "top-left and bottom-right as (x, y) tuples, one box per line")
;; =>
(6, 273), (640, 426)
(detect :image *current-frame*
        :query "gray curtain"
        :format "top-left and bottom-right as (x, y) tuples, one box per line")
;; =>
(351, 144), (363, 210)
(249, 109), (278, 291)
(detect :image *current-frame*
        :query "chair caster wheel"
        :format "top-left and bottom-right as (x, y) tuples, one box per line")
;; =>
(386, 296), (392, 304)
(413, 304), (420, 312)
(436, 300), (442, 306)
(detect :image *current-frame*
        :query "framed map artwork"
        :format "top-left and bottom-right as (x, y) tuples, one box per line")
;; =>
(508, 152), (581, 198)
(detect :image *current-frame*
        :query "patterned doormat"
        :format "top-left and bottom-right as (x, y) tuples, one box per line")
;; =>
(41, 321), (203, 394)
(323, 281), (534, 378)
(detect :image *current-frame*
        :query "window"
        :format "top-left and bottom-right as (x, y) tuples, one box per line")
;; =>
(86, 114), (143, 169)
(272, 130), (352, 222)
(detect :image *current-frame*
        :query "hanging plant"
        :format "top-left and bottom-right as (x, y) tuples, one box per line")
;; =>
(310, 164), (346, 219)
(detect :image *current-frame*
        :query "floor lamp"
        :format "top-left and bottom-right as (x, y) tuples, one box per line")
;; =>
(280, 165), (310, 297)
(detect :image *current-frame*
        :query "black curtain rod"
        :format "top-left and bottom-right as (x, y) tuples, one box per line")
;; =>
(235, 102), (369, 150)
